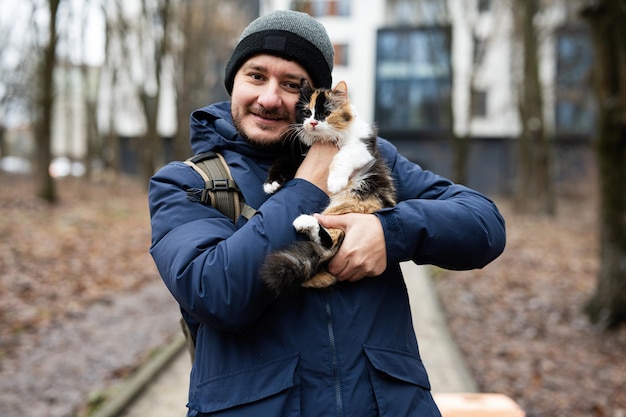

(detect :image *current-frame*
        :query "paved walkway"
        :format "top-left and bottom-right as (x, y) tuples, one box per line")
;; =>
(115, 263), (475, 417)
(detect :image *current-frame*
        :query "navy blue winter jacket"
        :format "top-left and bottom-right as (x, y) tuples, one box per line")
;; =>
(149, 101), (506, 417)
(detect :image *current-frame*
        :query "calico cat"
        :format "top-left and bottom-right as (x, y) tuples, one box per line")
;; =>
(261, 80), (396, 296)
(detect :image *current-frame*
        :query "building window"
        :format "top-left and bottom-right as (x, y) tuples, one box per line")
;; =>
(291, 0), (351, 17)
(374, 27), (452, 132)
(555, 27), (595, 136)
(473, 35), (485, 66)
(478, 0), (491, 13)
(471, 89), (488, 118)
(333, 43), (350, 66)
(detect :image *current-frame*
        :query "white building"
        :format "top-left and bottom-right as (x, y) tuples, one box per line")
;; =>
(261, 0), (595, 193)
(262, 0), (592, 135)
(4, 0), (592, 191)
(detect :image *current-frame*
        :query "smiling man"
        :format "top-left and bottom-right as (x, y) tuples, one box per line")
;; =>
(148, 9), (506, 417)
(230, 56), (306, 145)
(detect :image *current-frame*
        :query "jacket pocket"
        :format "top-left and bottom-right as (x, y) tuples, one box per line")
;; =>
(363, 345), (441, 417)
(189, 353), (301, 416)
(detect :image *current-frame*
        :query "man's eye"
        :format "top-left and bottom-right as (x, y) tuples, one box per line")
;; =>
(285, 82), (300, 90)
(250, 73), (264, 81)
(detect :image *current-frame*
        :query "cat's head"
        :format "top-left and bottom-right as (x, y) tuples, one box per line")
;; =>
(295, 80), (353, 145)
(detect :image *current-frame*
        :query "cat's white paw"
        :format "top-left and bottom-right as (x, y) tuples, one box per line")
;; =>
(292, 214), (321, 243)
(327, 174), (348, 194)
(263, 181), (281, 194)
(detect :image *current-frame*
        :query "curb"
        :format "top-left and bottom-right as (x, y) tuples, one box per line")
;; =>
(423, 266), (477, 393)
(402, 263), (477, 393)
(89, 333), (187, 417)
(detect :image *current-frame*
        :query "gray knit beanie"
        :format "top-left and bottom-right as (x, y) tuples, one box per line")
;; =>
(224, 10), (334, 94)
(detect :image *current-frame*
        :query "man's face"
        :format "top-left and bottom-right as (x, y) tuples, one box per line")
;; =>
(231, 54), (311, 147)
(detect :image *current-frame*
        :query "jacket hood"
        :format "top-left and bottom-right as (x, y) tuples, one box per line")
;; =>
(190, 101), (285, 161)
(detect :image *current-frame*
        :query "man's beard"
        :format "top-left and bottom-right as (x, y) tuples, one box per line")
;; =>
(232, 105), (292, 151)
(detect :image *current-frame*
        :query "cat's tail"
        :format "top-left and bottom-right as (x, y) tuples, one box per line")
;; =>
(261, 241), (332, 297)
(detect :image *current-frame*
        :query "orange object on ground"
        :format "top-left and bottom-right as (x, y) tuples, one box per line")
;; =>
(433, 393), (525, 417)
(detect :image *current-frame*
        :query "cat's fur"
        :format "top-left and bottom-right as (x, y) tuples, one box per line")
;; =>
(261, 80), (396, 296)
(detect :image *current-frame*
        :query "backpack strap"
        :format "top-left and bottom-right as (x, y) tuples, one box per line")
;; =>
(184, 151), (256, 223)
(180, 151), (256, 362)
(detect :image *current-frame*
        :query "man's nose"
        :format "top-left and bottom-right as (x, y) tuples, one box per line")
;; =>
(257, 81), (282, 108)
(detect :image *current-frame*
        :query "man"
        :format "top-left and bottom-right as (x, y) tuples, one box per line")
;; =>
(149, 9), (505, 417)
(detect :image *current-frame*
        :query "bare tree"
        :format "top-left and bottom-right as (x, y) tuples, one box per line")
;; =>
(417, 0), (469, 185)
(512, 0), (556, 215)
(171, 0), (256, 161)
(450, 1), (479, 185)
(34, 0), (62, 202)
(100, 0), (154, 181)
(78, 0), (103, 181)
(581, 0), (626, 329)
(136, 0), (171, 185)
(100, 0), (128, 177)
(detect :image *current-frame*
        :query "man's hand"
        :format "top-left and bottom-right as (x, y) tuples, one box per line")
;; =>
(315, 213), (387, 282)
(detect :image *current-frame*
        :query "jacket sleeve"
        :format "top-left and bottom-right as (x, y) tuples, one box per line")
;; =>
(375, 139), (506, 270)
(148, 161), (330, 333)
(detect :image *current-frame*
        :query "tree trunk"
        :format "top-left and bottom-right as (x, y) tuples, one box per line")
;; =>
(446, 23), (468, 186)
(513, 0), (555, 215)
(84, 98), (98, 180)
(140, 91), (161, 185)
(451, 134), (469, 185)
(101, 8), (118, 178)
(172, 0), (257, 162)
(173, 0), (194, 161)
(34, 0), (61, 203)
(0, 123), (6, 157)
(138, 0), (171, 186)
(581, 1), (626, 329)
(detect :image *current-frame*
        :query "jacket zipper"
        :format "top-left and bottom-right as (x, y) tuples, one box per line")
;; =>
(324, 293), (344, 417)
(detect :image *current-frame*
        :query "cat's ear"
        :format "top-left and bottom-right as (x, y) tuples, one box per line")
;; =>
(300, 78), (313, 96)
(333, 81), (348, 97)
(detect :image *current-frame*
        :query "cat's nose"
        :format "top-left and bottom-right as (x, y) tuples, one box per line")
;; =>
(309, 121), (318, 128)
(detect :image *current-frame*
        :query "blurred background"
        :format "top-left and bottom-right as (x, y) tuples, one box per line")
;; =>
(1, 1), (624, 417)
(0, 0), (597, 197)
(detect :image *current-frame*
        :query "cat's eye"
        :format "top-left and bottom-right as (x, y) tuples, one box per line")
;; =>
(302, 109), (312, 117)
(323, 110), (331, 117)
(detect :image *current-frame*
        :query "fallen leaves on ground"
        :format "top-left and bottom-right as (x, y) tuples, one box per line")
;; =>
(434, 196), (626, 417)
(0, 175), (158, 357)
(1, 174), (625, 417)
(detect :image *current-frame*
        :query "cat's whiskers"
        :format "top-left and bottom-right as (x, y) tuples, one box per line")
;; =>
(280, 123), (303, 144)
